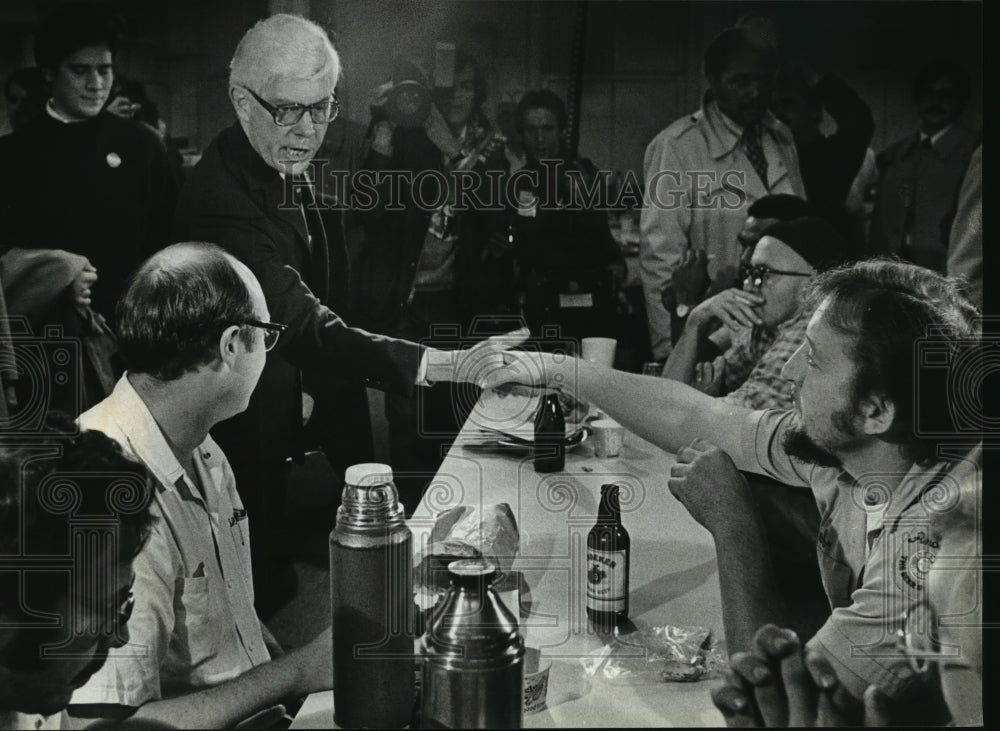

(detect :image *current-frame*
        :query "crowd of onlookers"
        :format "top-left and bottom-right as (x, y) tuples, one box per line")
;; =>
(0, 2), (983, 729)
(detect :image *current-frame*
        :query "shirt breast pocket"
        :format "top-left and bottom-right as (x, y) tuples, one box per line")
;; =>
(175, 574), (220, 667)
(815, 519), (859, 610)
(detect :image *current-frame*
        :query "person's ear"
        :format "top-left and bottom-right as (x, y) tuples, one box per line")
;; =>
(230, 86), (251, 122)
(218, 325), (244, 368)
(858, 392), (895, 437)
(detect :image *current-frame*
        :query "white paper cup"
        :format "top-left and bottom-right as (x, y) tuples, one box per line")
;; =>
(581, 337), (617, 368)
(592, 418), (625, 458)
(522, 647), (551, 713)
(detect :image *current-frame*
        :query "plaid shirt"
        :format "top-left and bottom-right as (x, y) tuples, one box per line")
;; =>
(722, 305), (811, 411)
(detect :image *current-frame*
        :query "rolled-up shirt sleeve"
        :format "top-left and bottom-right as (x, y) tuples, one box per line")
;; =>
(807, 600), (924, 701)
(738, 408), (814, 487)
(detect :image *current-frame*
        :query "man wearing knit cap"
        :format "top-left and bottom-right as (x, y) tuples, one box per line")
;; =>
(737, 194), (817, 250)
(663, 216), (856, 643)
(662, 216), (851, 410)
(663, 194), (817, 352)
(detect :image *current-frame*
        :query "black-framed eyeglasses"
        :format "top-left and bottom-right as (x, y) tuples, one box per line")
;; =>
(743, 264), (813, 290)
(241, 85), (340, 126)
(244, 319), (288, 351)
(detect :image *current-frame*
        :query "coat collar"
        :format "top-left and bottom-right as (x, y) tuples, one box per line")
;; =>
(700, 90), (793, 161)
(902, 124), (972, 158)
(218, 122), (313, 252)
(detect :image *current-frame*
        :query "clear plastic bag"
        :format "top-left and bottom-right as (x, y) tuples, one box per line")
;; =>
(412, 503), (521, 618)
(579, 624), (728, 684)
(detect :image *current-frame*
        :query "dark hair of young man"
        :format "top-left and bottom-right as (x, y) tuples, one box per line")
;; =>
(803, 258), (980, 463)
(34, 2), (124, 72)
(514, 88), (568, 137)
(0, 412), (155, 671)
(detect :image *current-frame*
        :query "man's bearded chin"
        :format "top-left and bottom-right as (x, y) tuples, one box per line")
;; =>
(783, 424), (843, 469)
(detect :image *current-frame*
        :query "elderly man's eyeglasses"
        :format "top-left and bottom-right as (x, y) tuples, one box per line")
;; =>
(743, 264), (812, 289)
(244, 319), (288, 351)
(241, 85), (340, 126)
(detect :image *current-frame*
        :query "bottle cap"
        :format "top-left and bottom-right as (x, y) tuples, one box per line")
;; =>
(598, 483), (622, 513)
(345, 463), (394, 488)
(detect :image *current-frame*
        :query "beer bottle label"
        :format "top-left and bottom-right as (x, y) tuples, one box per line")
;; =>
(586, 548), (626, 611)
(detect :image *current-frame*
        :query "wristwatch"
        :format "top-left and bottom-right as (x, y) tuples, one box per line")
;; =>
(675, 303), (691, 318)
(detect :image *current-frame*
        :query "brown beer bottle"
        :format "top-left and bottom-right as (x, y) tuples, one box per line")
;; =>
(586, 483), (630, 630)
(533, 390), (565, 473)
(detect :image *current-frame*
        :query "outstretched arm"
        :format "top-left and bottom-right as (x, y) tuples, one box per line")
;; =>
(515, 353), (754, 468)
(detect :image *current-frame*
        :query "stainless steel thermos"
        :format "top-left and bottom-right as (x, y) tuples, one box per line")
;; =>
(330, 463), (414, 728)
(419, 559), (524, 728)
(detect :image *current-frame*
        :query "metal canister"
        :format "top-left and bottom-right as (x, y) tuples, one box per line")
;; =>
(419, 559), (524, 729)
(330, 463), (414, 728)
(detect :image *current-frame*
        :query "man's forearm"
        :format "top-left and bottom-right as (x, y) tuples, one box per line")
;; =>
(661, 317), (708, 384)
(72, 649), (319, 730)
(711, 513), (789, 656)
(260, 619), (285, 658)
(561, 359), (750, 461)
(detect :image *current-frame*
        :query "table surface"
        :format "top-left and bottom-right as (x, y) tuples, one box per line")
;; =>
(291, 401), (726, 728)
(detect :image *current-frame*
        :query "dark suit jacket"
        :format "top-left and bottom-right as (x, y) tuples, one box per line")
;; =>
(172, 122), (422, 465)
(870, 124), (977, 273)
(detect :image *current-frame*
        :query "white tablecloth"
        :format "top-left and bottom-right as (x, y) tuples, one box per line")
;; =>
(292, 403), (726, 728)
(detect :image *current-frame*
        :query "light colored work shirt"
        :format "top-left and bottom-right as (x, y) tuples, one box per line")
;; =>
(740, 409), (981, 701)
(71, 375), (270, 707)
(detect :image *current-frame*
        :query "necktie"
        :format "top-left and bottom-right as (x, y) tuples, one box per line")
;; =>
(741, 125), (769, 189)
(294, 174), (322, 252)
(293, 174), (331, 301)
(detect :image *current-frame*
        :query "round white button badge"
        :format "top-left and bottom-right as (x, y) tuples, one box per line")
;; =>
(106, 152), (122, 168)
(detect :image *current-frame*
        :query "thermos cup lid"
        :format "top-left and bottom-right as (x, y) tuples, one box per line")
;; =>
(448, 558), (496, 577)
(345, 463), (394, 488)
